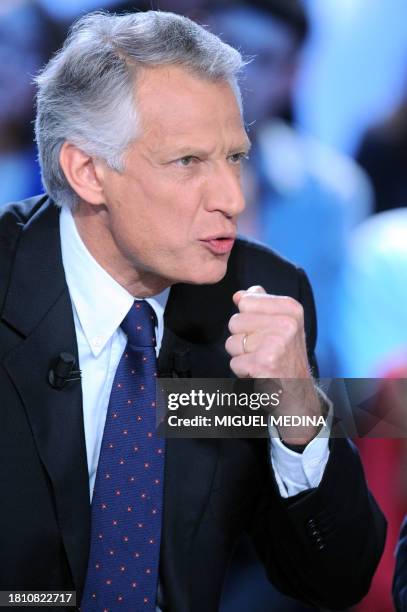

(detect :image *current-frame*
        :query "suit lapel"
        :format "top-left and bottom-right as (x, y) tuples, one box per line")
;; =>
(1, 200), (90, 594)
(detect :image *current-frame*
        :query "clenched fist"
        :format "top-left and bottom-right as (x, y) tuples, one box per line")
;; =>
(225, 285), (323, 445)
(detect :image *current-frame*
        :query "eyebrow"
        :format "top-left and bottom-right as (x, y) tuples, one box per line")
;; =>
(169, 140), (252, 159)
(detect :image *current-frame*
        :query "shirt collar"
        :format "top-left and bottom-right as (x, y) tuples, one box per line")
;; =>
(59, 206), (169, 357)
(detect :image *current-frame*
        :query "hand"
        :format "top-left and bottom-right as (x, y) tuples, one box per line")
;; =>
(225, 286), (322, 445)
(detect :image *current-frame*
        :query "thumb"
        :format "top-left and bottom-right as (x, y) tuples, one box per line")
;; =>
(247, 285), (266, 294)
(233, 285), (266, 306)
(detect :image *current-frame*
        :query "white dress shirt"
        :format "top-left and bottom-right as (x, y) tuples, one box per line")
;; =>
(59, 206), (330, 504)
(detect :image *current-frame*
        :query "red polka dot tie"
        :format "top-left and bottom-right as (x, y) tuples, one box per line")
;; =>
(81, 301), (164, 611)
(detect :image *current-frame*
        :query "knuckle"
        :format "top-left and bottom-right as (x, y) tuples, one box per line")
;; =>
(228, 314), (239, 334)
(230, 356), (239, 374)
(225, 335), (233, 353)
(256, 348), (276, 370)
(238, 294), (251, 311)
(282, 316), (298, 336)
(290, 298), (304, 319)
(271, 336), (286, 355)
(266, 352), (278, 369)
(254, 351), (266, 370)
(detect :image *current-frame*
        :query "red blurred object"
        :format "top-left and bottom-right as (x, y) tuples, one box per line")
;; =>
(356, 367), (407, 612)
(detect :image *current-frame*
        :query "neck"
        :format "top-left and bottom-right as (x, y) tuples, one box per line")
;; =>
(72, 202), (170, 298)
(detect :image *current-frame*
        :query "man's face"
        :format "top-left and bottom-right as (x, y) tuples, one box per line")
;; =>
(100, 65), (249, 289)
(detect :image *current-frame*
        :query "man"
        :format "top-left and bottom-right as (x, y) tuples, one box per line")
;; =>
(0, 10), (385, 612)
(394, 516), (407, 610)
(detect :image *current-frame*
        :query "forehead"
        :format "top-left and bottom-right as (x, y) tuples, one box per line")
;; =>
(134, 64), (247, 152)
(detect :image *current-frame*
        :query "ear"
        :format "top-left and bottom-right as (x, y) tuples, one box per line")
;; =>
(59, 142), (105, 205)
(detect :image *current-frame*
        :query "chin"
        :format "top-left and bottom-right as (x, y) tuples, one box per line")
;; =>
(184, 259), (228, 285)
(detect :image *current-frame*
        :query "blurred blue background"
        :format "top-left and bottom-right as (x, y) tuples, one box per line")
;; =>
(2, 0), (407, 610)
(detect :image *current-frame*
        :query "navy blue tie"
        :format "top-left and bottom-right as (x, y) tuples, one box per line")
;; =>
(81, 301), (165, 611)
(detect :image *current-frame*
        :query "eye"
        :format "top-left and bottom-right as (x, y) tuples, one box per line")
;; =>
(228, 152), (249, 164)
(175, 156), (197, 167)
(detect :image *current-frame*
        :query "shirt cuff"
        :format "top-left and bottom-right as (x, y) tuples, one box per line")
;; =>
(269, 391), (332, 498)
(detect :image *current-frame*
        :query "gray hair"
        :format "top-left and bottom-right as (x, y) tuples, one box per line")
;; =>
(34, 10), (245, 208)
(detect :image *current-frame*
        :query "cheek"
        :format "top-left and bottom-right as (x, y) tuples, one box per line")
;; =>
(115, 199), (191, 257)
(146, 192), (200, 244)
(111, 172), (204, 252)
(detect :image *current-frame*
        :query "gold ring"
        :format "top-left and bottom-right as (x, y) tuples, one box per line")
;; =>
(242, 333), (249, 353)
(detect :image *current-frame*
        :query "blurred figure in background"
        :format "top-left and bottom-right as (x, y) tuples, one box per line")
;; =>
(207, 0), (373, 377)
(297, 0), (407, 155)
(336, 209), (407, 378)
(335, 208), (407, 611)
(357, 99), (407, 214)
(0, 0), (61, 205)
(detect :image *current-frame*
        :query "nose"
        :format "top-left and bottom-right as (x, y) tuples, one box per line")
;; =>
(204, 161), (246, 218)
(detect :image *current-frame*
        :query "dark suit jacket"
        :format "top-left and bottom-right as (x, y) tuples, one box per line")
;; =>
(394, 517), (407, 611)
(0, 195), (386, 611)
